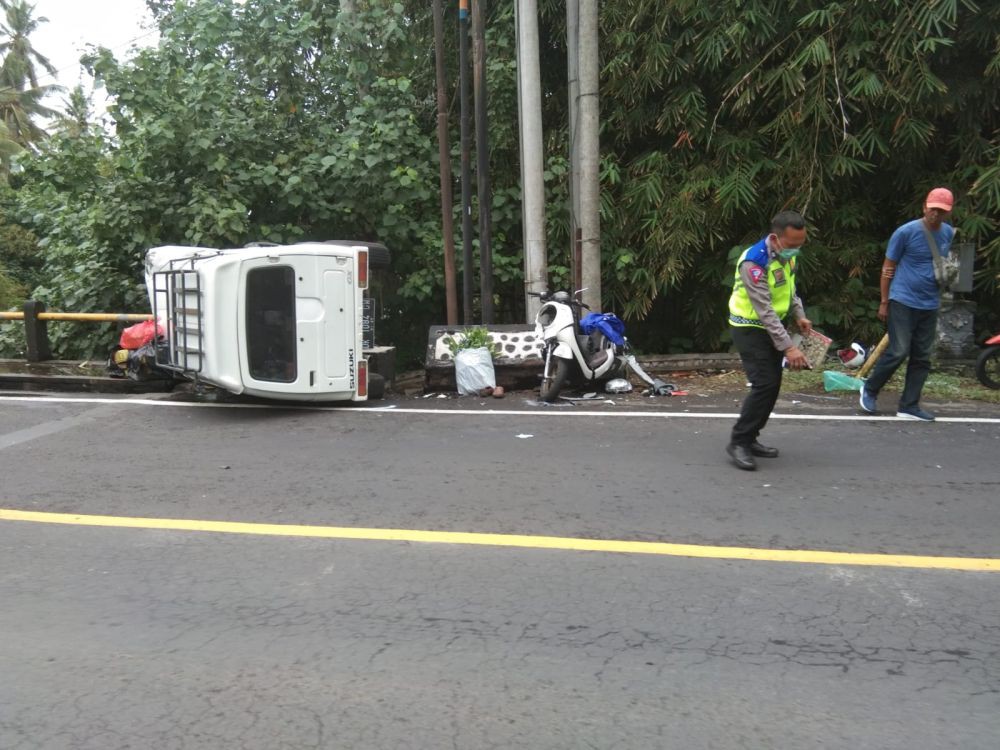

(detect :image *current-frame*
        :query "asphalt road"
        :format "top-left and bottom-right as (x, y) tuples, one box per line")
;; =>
(1, 392), (999, 749)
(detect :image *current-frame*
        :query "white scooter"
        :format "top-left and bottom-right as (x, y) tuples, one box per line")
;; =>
(531, 289), (626, 402)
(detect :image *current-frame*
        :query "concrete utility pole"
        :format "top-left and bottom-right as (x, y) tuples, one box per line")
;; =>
(566, 0), (582, 294)
(458, 0), (474, 323)
(432, 0), (458, 325)
(577, 0), (601, 311)
(472, 0), (494, 324)
(515, 0), (548, 322)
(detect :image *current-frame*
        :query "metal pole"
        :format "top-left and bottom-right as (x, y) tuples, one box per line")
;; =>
(515, 0), (547, 322)
(578, 0), (601, 311)
(472, 0), (494, 324)
(432, 0), (459, 325)
(0, 311), (154, 322)
(458, 0), (475, 324)
(566, 0), (582, 294)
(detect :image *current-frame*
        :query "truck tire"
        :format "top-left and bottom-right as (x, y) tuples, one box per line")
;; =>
(368, 372), (386, 400)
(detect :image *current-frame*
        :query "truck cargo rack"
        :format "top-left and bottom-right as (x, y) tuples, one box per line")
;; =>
(152, 256), (206, 375)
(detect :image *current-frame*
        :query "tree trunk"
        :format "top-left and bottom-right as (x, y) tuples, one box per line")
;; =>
(432, 0), (459, 325)
(473, 0), (494, 324)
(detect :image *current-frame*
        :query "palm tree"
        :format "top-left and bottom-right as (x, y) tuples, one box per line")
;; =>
(55, 84), (92, 138)
(0, 116), (23, 180)
(0, 82), (55, 148)
(0, 1), (59, 148)
(0, 0), (57, 91)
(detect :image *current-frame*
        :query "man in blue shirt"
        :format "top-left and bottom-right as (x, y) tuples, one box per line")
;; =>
(860, 188), (955, 421)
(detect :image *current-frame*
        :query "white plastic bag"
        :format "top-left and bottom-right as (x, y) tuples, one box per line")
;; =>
(454, 347), (496, 395)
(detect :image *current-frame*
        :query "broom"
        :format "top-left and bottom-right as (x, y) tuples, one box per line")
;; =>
(822, 333), (889, 392)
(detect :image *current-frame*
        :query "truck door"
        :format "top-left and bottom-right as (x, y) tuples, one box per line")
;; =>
(320, 254), (358, 392)
(238, 253), (358, 396)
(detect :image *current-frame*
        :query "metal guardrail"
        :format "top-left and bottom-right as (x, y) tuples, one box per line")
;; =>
(0, 301), (153, 362)
(0, 312), (153, 322)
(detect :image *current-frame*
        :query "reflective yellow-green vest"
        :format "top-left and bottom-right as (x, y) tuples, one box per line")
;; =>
(728, 239), (796, 327)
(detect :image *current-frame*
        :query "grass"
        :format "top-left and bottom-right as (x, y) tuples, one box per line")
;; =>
(698, 365), (1000, 404)
(778, 367), (1000, 404)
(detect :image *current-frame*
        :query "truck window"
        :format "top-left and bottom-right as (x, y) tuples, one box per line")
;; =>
(246, 266), (297, 382)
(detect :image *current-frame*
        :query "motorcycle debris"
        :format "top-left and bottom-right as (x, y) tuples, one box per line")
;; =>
(644, 388), (688, 397)
(642, 380), (684, 397)
(559, 393), (602, 402)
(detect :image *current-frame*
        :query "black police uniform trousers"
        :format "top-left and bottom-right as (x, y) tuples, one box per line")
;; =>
(730, 325), (784, 446)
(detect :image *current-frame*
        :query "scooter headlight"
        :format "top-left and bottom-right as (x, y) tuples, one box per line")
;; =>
(537, 305), (556, 328)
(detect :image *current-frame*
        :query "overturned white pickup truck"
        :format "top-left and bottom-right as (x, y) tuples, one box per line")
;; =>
(145, 241), (387, 402)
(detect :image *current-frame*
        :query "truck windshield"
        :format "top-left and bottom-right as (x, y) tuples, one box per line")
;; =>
(246, 266), (297, 382)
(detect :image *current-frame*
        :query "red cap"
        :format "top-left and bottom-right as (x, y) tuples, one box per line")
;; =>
(926, 187), (954, 211)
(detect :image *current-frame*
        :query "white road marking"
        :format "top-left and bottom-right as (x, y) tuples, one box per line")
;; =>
(0, 393), (998, 423)
(0, 402), (118, 451)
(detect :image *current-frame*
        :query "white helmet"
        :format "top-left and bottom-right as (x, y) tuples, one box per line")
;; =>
(837, 342), (867, 368)
(605, 378), (633, 394)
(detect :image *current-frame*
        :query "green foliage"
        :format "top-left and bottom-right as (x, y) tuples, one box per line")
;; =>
(0, 206), (40, 287)
(3, 0), (452, 358)
(1, 0), (999, 361)
(443, 326), (499, 357)
(595, 0), (1000, 348)
(0, 262), (24, 308)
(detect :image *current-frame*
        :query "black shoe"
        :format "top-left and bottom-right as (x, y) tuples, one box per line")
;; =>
(726, 443), (757, 471)
(750, 441), (779, 458)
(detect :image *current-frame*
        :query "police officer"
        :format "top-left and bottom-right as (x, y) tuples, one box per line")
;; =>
(726, 211), (812, 471)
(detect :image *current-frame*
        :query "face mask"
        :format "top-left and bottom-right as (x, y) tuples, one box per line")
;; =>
(769, 234), (801, 262)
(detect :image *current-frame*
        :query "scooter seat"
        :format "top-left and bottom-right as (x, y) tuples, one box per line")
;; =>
(587, 330), (607, 353)
(588, 350), (610, 370)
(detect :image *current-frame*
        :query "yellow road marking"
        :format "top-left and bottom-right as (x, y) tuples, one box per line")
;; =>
(1, 508), (998, 572)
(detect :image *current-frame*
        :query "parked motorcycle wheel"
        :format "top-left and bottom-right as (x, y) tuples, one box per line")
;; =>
(976, 346), (1000, 390)
(540, 357), (571, 403)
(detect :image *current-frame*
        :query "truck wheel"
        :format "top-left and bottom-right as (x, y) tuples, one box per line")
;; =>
(368, 372), (386, 400)
(366, 244), (391, 269)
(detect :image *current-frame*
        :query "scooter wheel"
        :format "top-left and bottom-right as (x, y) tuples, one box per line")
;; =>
(976, 346), (1000, 390)
(540, 358), (570, 403)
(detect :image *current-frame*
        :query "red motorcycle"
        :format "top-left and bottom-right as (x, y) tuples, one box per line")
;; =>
(977, 332), (1000, 389)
